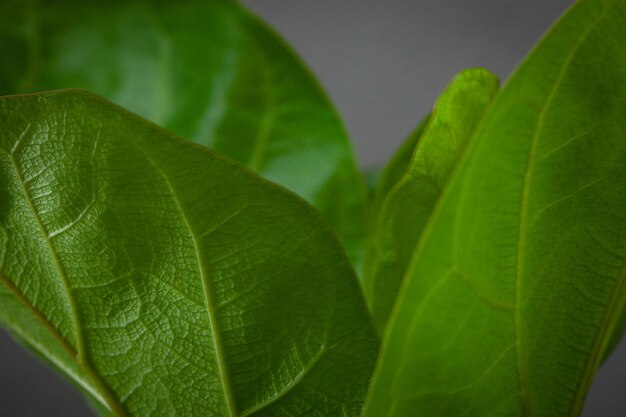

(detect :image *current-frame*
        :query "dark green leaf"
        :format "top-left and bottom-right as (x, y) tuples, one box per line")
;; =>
(363, 69), (498, 332)
(0, 90), (377, 417)
(0, 0), (367, 269)
(365, 0), (626, 415)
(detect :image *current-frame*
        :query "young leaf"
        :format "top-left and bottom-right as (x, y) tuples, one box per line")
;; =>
(0, 0), (367, 270)
(0, 90), (378, 417)
(372, 114), (431, 213)
(363, 69), (499, 332)
(365, 0), (626, 415)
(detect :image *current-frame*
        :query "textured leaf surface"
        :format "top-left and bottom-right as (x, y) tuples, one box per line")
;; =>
(365, 0), (626, 415)
(0, 90), (378, 417)
(363, 69), (498, 332)
(0, 0), (367, 269)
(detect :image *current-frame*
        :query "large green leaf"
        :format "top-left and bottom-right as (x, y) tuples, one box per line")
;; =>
(0, 0), (367, 269)
(365, 0), (626, 415)
(363, 69), (498, 332)
(0, 90), (378, 417)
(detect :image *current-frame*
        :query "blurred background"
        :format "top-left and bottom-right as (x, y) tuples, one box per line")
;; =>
(2, 0), (625, 415)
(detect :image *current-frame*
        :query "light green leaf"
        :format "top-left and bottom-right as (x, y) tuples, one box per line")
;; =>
(365, 0), (626, 415)
(363, 69), (498, 332)
(0, 90), (378, 417)
(372, 114), (431, 214)
(360, 115), (430, 309)
(0, 0), (367, 270)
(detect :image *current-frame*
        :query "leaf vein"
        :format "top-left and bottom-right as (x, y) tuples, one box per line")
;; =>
(513, 3), (612, 413)
(1, 135), (130, 417)
(130, 139), (239, 416)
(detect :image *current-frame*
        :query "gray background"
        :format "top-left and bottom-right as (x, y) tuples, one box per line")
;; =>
(1, 0), (624, 415)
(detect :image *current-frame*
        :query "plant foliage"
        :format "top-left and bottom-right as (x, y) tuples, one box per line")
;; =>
(0, 0), (625, 416)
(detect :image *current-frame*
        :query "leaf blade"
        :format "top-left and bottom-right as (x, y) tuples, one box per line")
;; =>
(372, 114), (431, 212)
(363, 68), (499, 331)
(0, 0), (367, 270)
(365, 0), (626, 415)
(0, 90), (378, 417)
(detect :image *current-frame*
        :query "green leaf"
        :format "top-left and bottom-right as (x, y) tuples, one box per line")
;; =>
(360, 115), (430, 314)
(0, 0), (367, 270)
(372, 114), (431, 214)
(365, 0), (626, 415)
(0, 90), (378, 417)
(363, 167), (383, 200)
(363, 69), (498, 332)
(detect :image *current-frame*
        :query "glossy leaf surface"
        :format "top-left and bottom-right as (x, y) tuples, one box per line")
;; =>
(0, 90), (378, 417)
(363, 69), (498, 332)
(0, 0), (367, 268)
(365, 0), (626, 415)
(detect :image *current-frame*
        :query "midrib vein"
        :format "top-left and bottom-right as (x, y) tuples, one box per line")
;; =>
(8, 147), (86, 360)
(133, 141), (238, 416)
(513, 3), (612, 414)
(248, 97), (274, 172)
(0, 271), (76, 358)
(195, 232), (239, 417)
(246, 34), (275, 173)
(3, 147), (129, 417)
(0, 272), (122, 413)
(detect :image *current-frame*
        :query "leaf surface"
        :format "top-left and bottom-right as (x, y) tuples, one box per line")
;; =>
(363, 69), (498, 332)
(371, 114), (431, 213)
(365, 0), (626, 415)
(0, 90), (378, 417)
(0, 0), (367, 269)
